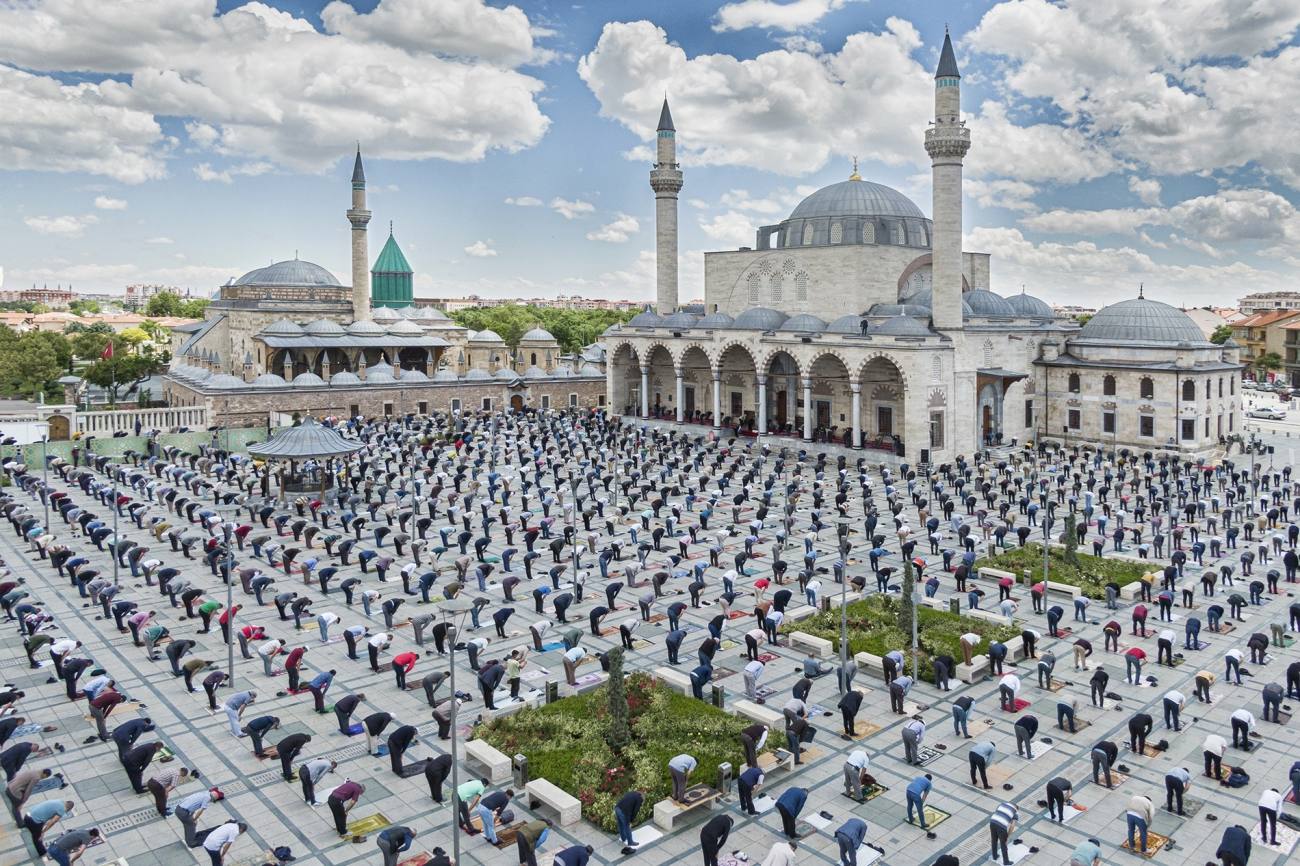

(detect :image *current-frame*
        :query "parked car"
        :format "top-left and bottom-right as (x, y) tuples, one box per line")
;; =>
(1247, 406), (1287, 420)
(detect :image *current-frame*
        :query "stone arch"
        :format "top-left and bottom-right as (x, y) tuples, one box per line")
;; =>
(858, 354), (908, 452)
(713, 339), (761, 373)
(803, 348), (855, 381)
(850, 352), (911, 392)
(610, 342), (642, 416)
(678, 344), (712, 421)
(761, 348), (802, 435)
(807, 351), (854, 444)
(896, 253), (970, 295)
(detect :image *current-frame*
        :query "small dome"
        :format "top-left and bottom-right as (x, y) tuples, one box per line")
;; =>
(1078, 297), (1207, 344)
(873, 316), (933, 337)
(827, 314), (868, 335)
(578, 363), (603, 376)
(898, 288), (974, 317)
(661, 311), (700, 329)
(330, 371), (361, 385)
(386, 319), (423, 335)
(868, 303), (931, 318)
(416, 307), (450, 321)
(252, 373), (287, 388)
(494, 367), (519, 381)
(303, 318), (346, 336)
(366, 361), (396, 382)
(186, 366), (211, 381)
(523, 365), (549, 379)
(521, 327), (556, 342)
(399, 368), (429, 382)
(235, 259), (342, 288)
(469, 329), (504, 344)
(551, 366), (575, 378)
(206, 374), (246, 389)
(347, 320), (386, 336)
(963, 289), (1017, 318)
(396, 305), (420, 318)
(731, 307), (788, 330)
(696, 311), (734, 328)
(627, 310), (663, 327)
(432, 367), (459, 382)
(1005, 292), (1053, 318)
(262, 318), (304, 336)
(371, 306), (400, 322)
(292, 372), (326, 386)
(782, 314), (828, 333)
(464, 367), (492, 381)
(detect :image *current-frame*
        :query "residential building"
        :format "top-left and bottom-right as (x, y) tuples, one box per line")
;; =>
(1238, 291), (1300, 315)
(1229, 310), (1300, 378)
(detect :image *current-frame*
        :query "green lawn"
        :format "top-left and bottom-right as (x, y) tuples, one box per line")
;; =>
(477, 673), (748, 831)
(790, 594), (1020, 683)
(980, 543), (1153, 599)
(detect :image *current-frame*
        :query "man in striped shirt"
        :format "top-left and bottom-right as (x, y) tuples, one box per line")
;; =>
(988, 802), (1018, 866)
(146, 765), (195, 816)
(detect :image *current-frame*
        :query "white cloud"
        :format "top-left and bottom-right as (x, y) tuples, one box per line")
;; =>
(713, 0), (847, 33)
(586, 213), (640, 243)
(1128, 176), (1162, 205)
(1021, 207), (1164, 236)
(699, 212), (757, 249)
(964, 178), (1038, 212)
(193, 162), (273, 184)
(578, 18), (934, 176)
(719, 186), (816, 216)
(24, 214), (98, 236)
(965, 101), (1124, 185)
(145, 236), (174, 244)
(464, 240), (498, 257)
(504, 196), (543, 207)
(550, 197), (595, 219)
(0, 0), (551, 177)
(93, 196), (127, 210)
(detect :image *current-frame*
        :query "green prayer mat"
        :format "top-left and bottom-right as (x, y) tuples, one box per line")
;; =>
(347, 813), (391, 836)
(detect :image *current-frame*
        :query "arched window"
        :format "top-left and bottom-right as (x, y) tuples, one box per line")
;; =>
(982, 340), (993, 367)
(1182, 379), (1196, 401)
(795, 271), (809, 301)
(829, 222), (843, 244)
(863, 223), (875, 244)
(802, 224), (814, 245)
(1140, 377), (1154, 399)
(747, 273), (761, 305)
(1068, 372), (1081, 393)
(1218, 378), (1224, 397)
(931, 356), (942, 383)
(1103, 375), (1116, 396)
(892, 222), (905, 245)
(1205, 378), (1211, 399)
(530, 352), (537, 366)
(769, 274), (783, 303)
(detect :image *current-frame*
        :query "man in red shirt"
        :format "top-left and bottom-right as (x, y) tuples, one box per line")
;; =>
(218, 604), (241, 644)
(1125, 647), (1147, 685)
(89, 687), (123, 741)
(284, 647), (307, 691)
(328, 779), (365, 836)
(1103, 621), (1122, 653)
(392, 652), (417, 691)
(1131, 604), (1149, 637)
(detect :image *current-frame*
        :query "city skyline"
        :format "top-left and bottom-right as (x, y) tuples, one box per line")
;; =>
(3, 0), (1300, 307)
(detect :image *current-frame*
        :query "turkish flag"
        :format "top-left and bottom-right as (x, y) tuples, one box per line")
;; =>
(101, 342), (114, 360)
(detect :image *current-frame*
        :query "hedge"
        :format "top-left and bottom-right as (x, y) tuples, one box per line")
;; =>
(477, 673), (748, 831)
(790, 594), (1020, 683)
(980, 544), (1152, 600)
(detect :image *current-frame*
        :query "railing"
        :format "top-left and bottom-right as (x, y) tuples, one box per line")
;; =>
(76, 406), (210, 434)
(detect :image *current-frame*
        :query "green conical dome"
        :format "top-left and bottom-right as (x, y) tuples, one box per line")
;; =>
(371, 227), (413, 308)
(373, 231), (412, 274)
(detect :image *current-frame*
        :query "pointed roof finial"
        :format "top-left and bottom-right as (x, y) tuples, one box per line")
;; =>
(657, 98), (675, 132)
(351, 144), (365, 185)
(389, 220), (393, 236)
(1138, 282), (1144, 299)
(848, 156), (861, 181)
(936, 29), (960, 79)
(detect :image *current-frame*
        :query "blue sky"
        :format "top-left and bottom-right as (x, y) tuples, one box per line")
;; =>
(3, 0), (1300, 308)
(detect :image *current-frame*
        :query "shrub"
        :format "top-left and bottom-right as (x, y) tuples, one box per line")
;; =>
(982, 543), (1151, 599)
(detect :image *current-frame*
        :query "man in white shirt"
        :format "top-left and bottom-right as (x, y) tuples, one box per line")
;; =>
(960, 632), (981, 666)
(1258, 787), (1283, 845)
(1161, 689), (1185, 731)
(1229, 708), (1256, 749)
(999, 673), (1021, 712)
(843, 749), (870, 799)
(1202, 733), (1227, 779)
(743, 660), (765, 702)
(202, 820), (246, 864)
(256, 639), (283, 677)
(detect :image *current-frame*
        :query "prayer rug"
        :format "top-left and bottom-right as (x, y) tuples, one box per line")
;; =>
(806, 704), (832, 717)
(573, 673), (604, 688)
(31, 775), (65, 795)
(754, 686), (777, 699)
(347, 813), (391, 836)
(1255, 821), (1299, 855)
(1120, 830), (1170, 858)
(906, 806), (951, 830)
(1047, 679), (1066, 692)
(726, 611), (749, 620)
(1001, 698), (1032, 712)
(720, 639), (737, 650)
(1043, 803), (1087, 824)
(995, 843), (1034, 865)
(916, 746), (942, 767)
(751, 795), (777, 815)
(631, 826), (663, 846)
(398, 855), (431, 866)
(646, 614), (667, 624)
(713, 668), (737, 680)
(399, 758), (432, 778)
(13, 723), (55, 736)
(1169, 798), (1205, 819)
(841, 723), (882, 741)
(346, 723), (365, 735)
(1060, 718), (1093, 734)
(757, 653), (780, 663)
(632, 639), (653, 650)
(540, 642), (565, 652)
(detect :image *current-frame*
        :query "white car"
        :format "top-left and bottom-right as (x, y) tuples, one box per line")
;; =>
(1247, 406), (1287, 420)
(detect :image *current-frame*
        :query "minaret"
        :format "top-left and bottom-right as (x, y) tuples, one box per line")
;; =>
(650, 99), (683, 315)
(347, 146), (372, 322)
(924, 30), (970, 331)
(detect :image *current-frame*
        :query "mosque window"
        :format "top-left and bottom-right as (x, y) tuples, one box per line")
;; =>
(1140, 415), (1154, 437)
(1102, 411), (1115, 434)
(451, 398), (461, 413)
(863, 223), (875, 244)
(892, 223), (905, 245)
(1102, 375), (1116, 396)
(1140, 377), (1154, 399)
(482, 397), (492, 411)
(1067, 372), (1080, 393)
(982, 340), (993, 367)
(542, 395), (550, 409)
(1181, 380), (1195, 401)
(1068, 409), (1080, 429)
(531, 353), (538, 366)
(929, 412), (945, 449)
(931, 356), (942, 383)
(1205, 378), (1212, 399)
(1230, 378), (1235, 396)
(802, 224), (814, 245)
(1218, 378), (1224, 397)
(830, 222), (843, 244)
(795, 271), (809, 301)
(769, 274), (783, 303)
(747, 273), (761, 305)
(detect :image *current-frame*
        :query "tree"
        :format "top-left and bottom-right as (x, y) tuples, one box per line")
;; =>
(144, 291), (184, 317)
(1254, 351), (1283, 376)
(25, 330), (73, 372)
(82, 354), (159, 405)
(898, 557), (915, 638)
(70, 329), (113, 362)
(1210, 324), (1234, 345)
(69, 299), (101, 316)
(0, 332), (62, 399)
(179, 298), (210, 318)
(118, 327), (149, 349)
(605, 646), (631, 752)
(139, 319), (169, 344)
(1062, 512), (1079, 568)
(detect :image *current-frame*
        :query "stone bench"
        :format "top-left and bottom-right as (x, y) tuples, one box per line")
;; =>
(854, 652), (885, 679)
(965, 608), (1013, 627)
(654, 666), (694, 696)
(978, 566), (1017, 583)
(732, 699), (784, 729)
(788, 631), (834, 658)
(786, 607), (819, 624)
(653, 788), (720, 831)
(464, 738), (512, 784)
(1044, 580), (1082, 601)
(956, 654), (989, 683)
(1119, 580), (1146, 601)
(526, 778), (581, 826)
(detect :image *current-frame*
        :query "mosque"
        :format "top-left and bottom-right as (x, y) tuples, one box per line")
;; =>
(162, 150), (606, 424)
(603, 32), (1243, 462)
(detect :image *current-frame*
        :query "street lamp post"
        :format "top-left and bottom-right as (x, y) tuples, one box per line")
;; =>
(441, 598), (474, 866)
(33, 422), (50, 530)
(837, 522), (850, 693)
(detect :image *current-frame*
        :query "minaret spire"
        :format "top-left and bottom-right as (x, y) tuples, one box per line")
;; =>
(650, 98), (684, 315)
(925, 30), (970, 330)
(347, 145), (372, 321)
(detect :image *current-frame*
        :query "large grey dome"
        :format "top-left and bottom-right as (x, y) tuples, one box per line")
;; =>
(661, 311), (700, 329)
(235, 259), (343, 288)
(1005, 292), (1053, 318)
(696, 311), (734, 329)
(900, 287), (974, 317)
(827, 314), (868, 335)
(521, 327), (556, 341)
(1078, 297), (1207, 344)
(789, 180), (925, 222)
(782, 314), (828, 333)
(731, 307), (788, 330)
(963, 290), (1016, 318)
(628, 310), (663, 327)
(874, 316), (933, 337)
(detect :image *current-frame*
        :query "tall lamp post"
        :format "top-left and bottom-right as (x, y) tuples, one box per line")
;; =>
(837, 521), (850, 693)
(33, 422), (50, 530)
(223, 523), (237, 688)
(440, 598), (475, 866)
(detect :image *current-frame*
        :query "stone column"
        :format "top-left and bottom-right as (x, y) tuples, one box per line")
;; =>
(757, 376), (768, 435)
(674, 367), (684, 424)
(640, 366), (649, 418)
(850, 380), (862, 449)
(802, 378), (813, 441)
(712, 370), (722, 428)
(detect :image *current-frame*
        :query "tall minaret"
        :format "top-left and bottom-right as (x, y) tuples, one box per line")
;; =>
(924, 30), (970, 331)
(650, 99), (683, 315)
(347, 146), (372, 322)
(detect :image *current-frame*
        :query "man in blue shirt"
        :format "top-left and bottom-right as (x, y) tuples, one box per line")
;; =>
(553, 844), (594, 866)
(23, 798), (71, 856)
(835, 817), (868, 866)
(906, 774), (933, 831)
(775, 786), (807, 839)
(376, 825), (415, 866)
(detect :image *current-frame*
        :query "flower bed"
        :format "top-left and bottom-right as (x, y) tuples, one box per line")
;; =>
(477, 673), (747, 831)
(791, 594), (1020, 683)
(981, 544), (1152, 599)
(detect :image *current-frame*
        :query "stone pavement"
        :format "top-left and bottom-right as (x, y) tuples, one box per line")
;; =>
(1, 413), (1298, 866)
